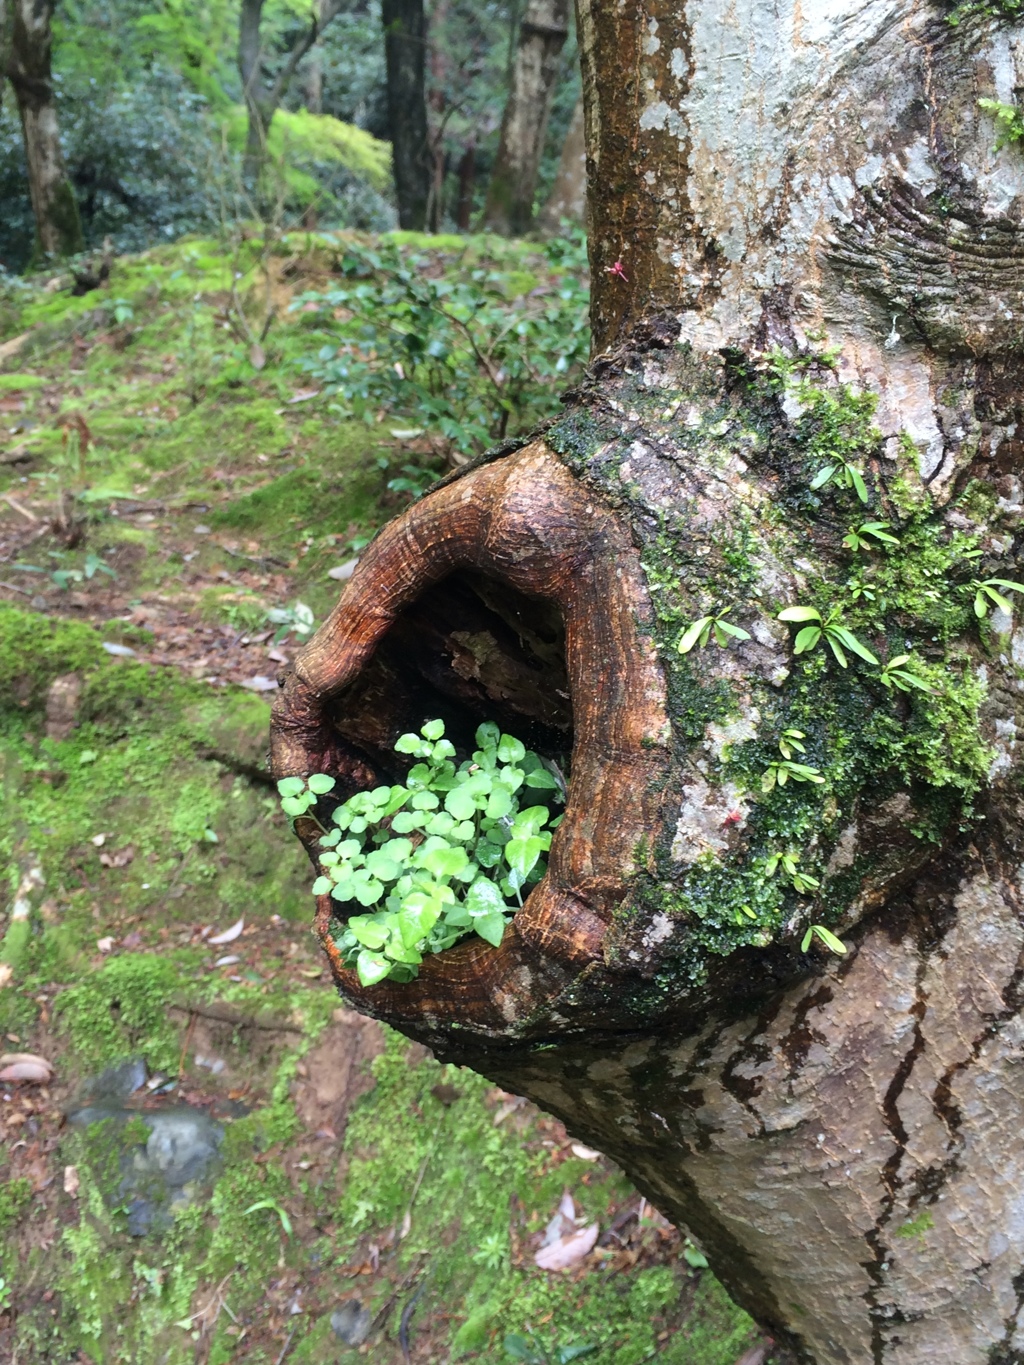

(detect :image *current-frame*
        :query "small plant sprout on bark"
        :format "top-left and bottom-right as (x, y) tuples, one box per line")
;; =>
(842, 521), (899, 552)
(967, 577), (1024, 620)
(777, 604), (879, 668)
(801, 924), (848, 957)
(764, 851), (821, 895)
(677, 606), (751, 654)
(877, 655), (934, 694)
(761, 731), (826, 793)
(809, 453), (870, 502)
(276, 720), (563, 987)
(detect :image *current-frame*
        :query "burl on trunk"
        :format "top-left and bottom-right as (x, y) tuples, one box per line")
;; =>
(272, 3), (1024, 1361)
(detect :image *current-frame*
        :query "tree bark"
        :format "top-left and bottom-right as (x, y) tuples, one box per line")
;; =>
(272, 3), (1024, 1360)
(538, 94), (585, 234)
(484, 0), (571, 236)
(381, 0), (429, 230)
(5, 0), (83, 261)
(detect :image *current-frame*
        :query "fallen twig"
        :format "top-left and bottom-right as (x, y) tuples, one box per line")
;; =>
(2, 493), (39, 522)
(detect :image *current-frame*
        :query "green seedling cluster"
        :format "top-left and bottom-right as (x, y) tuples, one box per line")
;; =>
(278, 719), (564, 986)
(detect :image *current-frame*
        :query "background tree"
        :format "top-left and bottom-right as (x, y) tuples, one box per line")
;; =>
(537, 92), (584, 232)
(483, 0), (570, 235)
(380, 0), (429, 228)
(237, 0), (350, 187)
(4, 0), (82, 259)
(273, 1), (1024, 1361)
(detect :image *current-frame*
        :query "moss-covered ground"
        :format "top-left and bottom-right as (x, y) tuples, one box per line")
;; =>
(0, 236), (760, 1363)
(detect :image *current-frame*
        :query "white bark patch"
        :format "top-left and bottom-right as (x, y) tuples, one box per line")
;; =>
(671, 776), (748, 863)
(990, 717), (1018, 779)
(825, 824), (858, 875)
(704, 711), (759, 762)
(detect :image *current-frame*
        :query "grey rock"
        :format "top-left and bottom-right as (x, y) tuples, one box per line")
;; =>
(331, 1300), (372, 1347)
(66, 1069), (223, 1236)
(68, 1055), (147, 1109)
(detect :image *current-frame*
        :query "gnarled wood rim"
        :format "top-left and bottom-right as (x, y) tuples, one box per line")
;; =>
(270, 442), (671, 1039)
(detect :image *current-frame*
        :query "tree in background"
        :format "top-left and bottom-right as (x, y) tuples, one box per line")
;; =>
(237, 0), (351, 187)
(380, 0), (429, 229)
(483, 0), (569, 235)
(3, 0), (83, 259)
(537, 92), (583, 233)
(274, 1), (1024, 1359)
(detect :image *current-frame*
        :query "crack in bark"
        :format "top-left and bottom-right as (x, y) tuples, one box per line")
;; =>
(863, 953), (929, 1365)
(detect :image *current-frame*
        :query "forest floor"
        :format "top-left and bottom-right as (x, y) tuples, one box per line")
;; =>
(0, 231), (765, 1365)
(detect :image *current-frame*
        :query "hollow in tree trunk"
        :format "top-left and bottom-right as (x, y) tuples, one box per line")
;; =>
(6, 0), (83, 261)
(273, 3), (1024, 1360)
(381, 0), (429, 230)
(483, 0), (571, 236)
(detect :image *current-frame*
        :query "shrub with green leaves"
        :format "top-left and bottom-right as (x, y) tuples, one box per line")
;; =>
(293, 235), (590, 458)
(278, 719), (564, 986)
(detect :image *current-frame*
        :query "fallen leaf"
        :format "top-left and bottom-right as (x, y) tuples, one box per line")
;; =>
(0, 1052), (53, 1083)
(209, 917), (244, 945)
(97, 936), (115, 953)
(90, 833), (108, 846)
(214, 954), (240, 967)
(570, 1143), (602, 1161)
(287, 388), (320, 404)
(266, 648), (288, 664)
(297, 967), (322, 978)
(241, 675), (278, 692)
(100, 844), (135, 868)
(534, 1222), (599, 1271)
(0, 964), (12, 989)
(63, 1165), (80, 1197)
(102, 641), (137, 658)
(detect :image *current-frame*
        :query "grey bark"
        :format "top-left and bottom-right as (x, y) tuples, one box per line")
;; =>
(381, 0), (429, 230)
(484, 0), (571, 236)
(537, 94), (585, 233)
(5, 0), (83, 260)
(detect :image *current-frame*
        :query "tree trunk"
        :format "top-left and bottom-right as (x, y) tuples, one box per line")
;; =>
(272, 3), (1024, 1360)
(483, 0), (570, 236)
(381, 0), (429, 231)
(537, 93), (585, 233)
(238, 0), (344, 191)
(6, 0), (83, 261)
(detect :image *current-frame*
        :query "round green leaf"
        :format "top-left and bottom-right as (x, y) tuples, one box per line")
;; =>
(277, 776), (305, 797)
(466, 877), (506, 917)
(307, 773), (336, 795)
(356, 950), (390, 986)
(497, 735), (526, 764)
(349, 915), (388, 950)
(311, 876), (332, 895)
(422, 718), (445, 741)
(475, 914), (506, 947)
(444, 787), (477, 821)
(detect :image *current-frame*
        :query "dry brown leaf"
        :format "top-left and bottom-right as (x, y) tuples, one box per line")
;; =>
(0, 1052), (53, 1083)
(534, 1222), (599, 1271)
(63, 1165), (80, 1197)
(209, 917), (244, 945)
